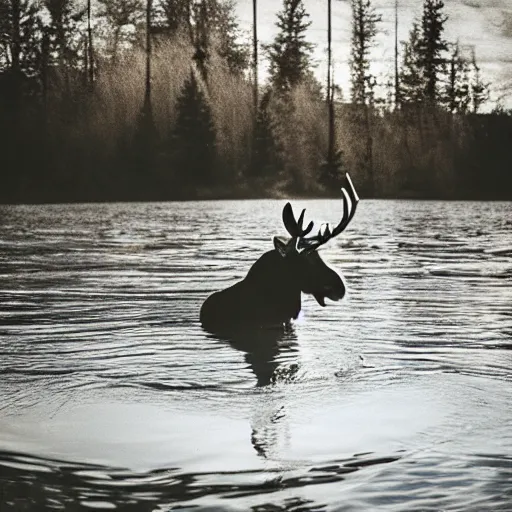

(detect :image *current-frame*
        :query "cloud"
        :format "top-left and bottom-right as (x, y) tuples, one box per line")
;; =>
(480, 2), (512, 39)
(461, 0), (482, 8)
(500, 10), (512, 38)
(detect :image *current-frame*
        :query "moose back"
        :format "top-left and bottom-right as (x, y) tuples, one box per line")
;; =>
(200, 174), (359, 334)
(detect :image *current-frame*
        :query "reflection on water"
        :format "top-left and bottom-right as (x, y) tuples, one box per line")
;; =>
(211, 325), (300, 388)
(0, 200), (511, 511)
(210, 326), (301, 460)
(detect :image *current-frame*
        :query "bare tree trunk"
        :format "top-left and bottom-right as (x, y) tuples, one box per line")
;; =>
(186, 0), (194, 46)
(394, 0), (399, 108)
(41, 32), (49, 122)
(327, 0), (331, 109)
(143, 0), (153, 120)
(87, 0), (94, 89)
(327, 0), (334, 163)
(10, 0), (22, 125)
(364, 104), (374, 195)
(11, 0), (21, 75)
(84, 34), (89, 86)
(252, 0), (258, 114)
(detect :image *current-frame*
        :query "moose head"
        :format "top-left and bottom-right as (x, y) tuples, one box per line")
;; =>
(200, 174), (359, 334)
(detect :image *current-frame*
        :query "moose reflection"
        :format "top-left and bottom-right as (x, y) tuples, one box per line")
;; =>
(210, 326), (300, 457)
(210, 325), (300, 387)
(200, 174), (359, 334)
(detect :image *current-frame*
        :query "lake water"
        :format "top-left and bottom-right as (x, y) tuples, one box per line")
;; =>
(0, 200), (511, 511)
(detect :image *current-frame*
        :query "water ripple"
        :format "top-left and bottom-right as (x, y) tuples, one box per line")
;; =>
(0, 200), (511, 511)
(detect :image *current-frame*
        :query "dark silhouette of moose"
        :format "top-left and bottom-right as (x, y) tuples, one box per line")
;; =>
(200, 174), (359, 334)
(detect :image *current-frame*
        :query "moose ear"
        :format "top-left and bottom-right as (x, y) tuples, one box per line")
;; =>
(273, 236), (297, 258)
(273, 237), (287, 257)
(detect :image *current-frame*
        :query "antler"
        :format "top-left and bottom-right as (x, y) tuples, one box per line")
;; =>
(282, 203), (314, 238)
(281, 174), (359, 252)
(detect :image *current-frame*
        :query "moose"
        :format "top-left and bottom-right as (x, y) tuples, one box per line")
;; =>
(200, 174), (359, 334)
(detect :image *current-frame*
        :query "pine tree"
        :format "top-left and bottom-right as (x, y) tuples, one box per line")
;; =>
(443, 42), (470, 114)
(399, 22), (424, 105)
(348, 0), (381, 196)
(0, 0), (42, 79)
(85, 0), (94, 89)
(417, 0), (448, 104)
(171, 69), (216, 187)
(190, 0), (209, 81)
(265, 0), (315, 92)
(349, 0), (381, 106)
(44, 0), (86, 73)
(319, 149), (344, 191)
(157, 0), (191, 38)
(0, 0), (43, 130)
(213, 0), (249, 75)
(250, 88), (284, 179)
(0, 1), (46, 198)
(469, 49), (489, 114)
(96, 0), (143, 63)
(189, 0), (250, 80)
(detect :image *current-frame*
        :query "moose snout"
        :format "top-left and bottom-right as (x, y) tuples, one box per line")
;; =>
(312, 272), (346, 307)
(325, 278), (346, 301)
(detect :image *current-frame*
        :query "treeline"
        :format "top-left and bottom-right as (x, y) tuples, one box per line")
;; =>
(342, 0), (512, 199)
(0, 0), (511, 203)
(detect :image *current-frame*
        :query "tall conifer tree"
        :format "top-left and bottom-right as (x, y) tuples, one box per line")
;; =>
(172, 69), (216, 187)
(349, 0), (381, 106)
(96, 0), (142, 63)
(399, 22), (424, 105)
(266, 0), (314, 92)
(469, 49), (489, 114)
(443, 42), (470, 114)
(417, 0), (448, 104)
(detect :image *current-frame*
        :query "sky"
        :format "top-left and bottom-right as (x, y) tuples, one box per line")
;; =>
(234, 0), (512, 109)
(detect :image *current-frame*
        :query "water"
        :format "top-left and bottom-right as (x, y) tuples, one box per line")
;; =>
(0, 200), (511, 511)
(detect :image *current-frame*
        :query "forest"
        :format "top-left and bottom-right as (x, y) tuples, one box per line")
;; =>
(0, 0), (511, 203)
